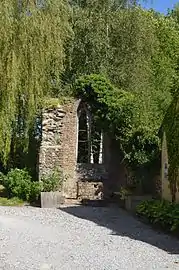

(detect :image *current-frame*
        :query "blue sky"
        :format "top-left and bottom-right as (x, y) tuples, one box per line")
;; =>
(141, 0), (179, 14)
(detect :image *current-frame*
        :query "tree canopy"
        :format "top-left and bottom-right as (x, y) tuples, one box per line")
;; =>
(1, 0), (179, 193)
(0, 0), (71, 162)
(63, 2), (179, 169)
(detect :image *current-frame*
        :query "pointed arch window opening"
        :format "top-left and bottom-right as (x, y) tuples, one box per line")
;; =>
(77, 102), (104, 164)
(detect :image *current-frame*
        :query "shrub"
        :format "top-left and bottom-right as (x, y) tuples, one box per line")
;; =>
(0, 167), (66, 202)
(136, 199), (179, 232)
(0, 168), (40, 202)
(41, 168), (64, 192)
(119, 187), (132, 200)
(30, 181), (42, 202)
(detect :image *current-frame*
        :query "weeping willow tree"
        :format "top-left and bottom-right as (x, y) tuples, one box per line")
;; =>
(0, 0), (72, 164)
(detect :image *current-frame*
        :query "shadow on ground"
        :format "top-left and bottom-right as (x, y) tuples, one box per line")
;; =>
(59, 204), (179, 255)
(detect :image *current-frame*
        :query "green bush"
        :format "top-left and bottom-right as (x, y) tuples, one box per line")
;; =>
(136, 199), (179, 232)
(41, 169), (64, 192)
(30, 181), (42, 202)
(119, 187), (132, 200)
(0, 168), (66, 202)
(0, 168), (40, 201)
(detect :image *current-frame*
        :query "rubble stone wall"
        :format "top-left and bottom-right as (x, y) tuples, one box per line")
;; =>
(39, 106), (65, 179)
(39, 100), (131, 201)
(39, 100), (81, 199)
(60, 101), (80, 198)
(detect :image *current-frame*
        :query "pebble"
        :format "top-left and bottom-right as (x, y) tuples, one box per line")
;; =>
(0, 206), (178, 269)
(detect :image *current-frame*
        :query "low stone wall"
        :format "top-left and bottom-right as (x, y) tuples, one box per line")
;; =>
(76, 163), (107, 200)
(41, 192), (65, 208)
(77, 181), (103, 200)
(76, 163), (108, 181)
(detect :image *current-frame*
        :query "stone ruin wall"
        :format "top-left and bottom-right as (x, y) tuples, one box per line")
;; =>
(76, 163), (108, 200)
(39, 106), (65, 178)
(39, 100), (136, 201)
(39, 100), (80, 199)
(61, 101), (80, 198)
(39, 100), (111, 200)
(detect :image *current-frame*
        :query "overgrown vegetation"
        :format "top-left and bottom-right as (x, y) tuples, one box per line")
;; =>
(160, 4), (179, 201)
(0, 0), (71, 163)
(162, 99), (179, 202)
(68, 1), (179, 198)
(1, 1), (179, 202)
(41, 168), (65, 192)
(0, 168), (65, 204)
(0, 168), (40, 202)
(73, 74), (160, 169)
(136, 199), (179, 233)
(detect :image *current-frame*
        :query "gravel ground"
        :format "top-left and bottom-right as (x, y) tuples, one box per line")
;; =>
(0, 205), (179, 270)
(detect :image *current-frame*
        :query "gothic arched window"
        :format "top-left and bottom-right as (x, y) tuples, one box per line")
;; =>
(77, 101), (103, 164)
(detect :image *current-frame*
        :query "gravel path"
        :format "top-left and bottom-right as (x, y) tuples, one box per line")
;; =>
(0, 205), (179, 270)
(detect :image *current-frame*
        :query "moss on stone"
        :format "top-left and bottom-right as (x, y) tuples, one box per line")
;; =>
(43, 96), (74, 109)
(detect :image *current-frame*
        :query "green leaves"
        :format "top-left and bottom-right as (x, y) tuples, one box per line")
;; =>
(160, 4), (179, 201)
(163, 97), (179, 200)
(41, 168), (65, 192)
(74, 73), (134, 131)
(74, 74), (161, 167)
(136, 199), (179, 232)
(64, 4), (179, 171)
(0, 168), (40, 201)
(0, 0), (72, 163)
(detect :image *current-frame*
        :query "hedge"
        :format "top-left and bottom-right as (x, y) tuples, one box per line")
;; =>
(136, 199), (179, 232)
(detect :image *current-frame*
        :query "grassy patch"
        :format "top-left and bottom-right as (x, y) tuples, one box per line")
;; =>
(0, 197), (24, 206)
(0, 185), (24, 206)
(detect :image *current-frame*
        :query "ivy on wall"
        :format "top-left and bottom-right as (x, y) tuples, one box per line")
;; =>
(73, 74), (160, 170)
(163, 97), (179, 202)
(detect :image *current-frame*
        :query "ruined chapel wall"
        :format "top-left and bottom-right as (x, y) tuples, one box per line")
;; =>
(39, 100), (80, 199)
(60, 101), (80, 198)
(39, 107), (65, 179)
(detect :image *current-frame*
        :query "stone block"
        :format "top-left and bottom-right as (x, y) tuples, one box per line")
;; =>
(77, 181), (103, 200)
(41, 192), (65, 208)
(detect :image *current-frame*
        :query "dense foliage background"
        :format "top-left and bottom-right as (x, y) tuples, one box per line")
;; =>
(65, 0), (179, 181)
(1, 0), (179, 198)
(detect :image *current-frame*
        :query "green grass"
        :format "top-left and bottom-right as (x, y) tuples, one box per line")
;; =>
(0, 185), (24, 206)
(0, 197), (24, 206)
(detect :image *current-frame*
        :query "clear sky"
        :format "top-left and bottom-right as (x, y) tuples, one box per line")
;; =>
(141, 0), (179, 14)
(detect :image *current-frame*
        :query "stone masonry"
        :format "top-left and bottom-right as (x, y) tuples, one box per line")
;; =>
(39, 100), (80, 199)
(39, 98), (160, 201)
(39, 106), (65, 178)
(60, 101), (80, 198)
(39, 99), (110, 200)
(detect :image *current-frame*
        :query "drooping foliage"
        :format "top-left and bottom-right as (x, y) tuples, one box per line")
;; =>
(64, 0), (143, 82)
(0, 0), (71, 163)
(1, 0), (179, 200)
